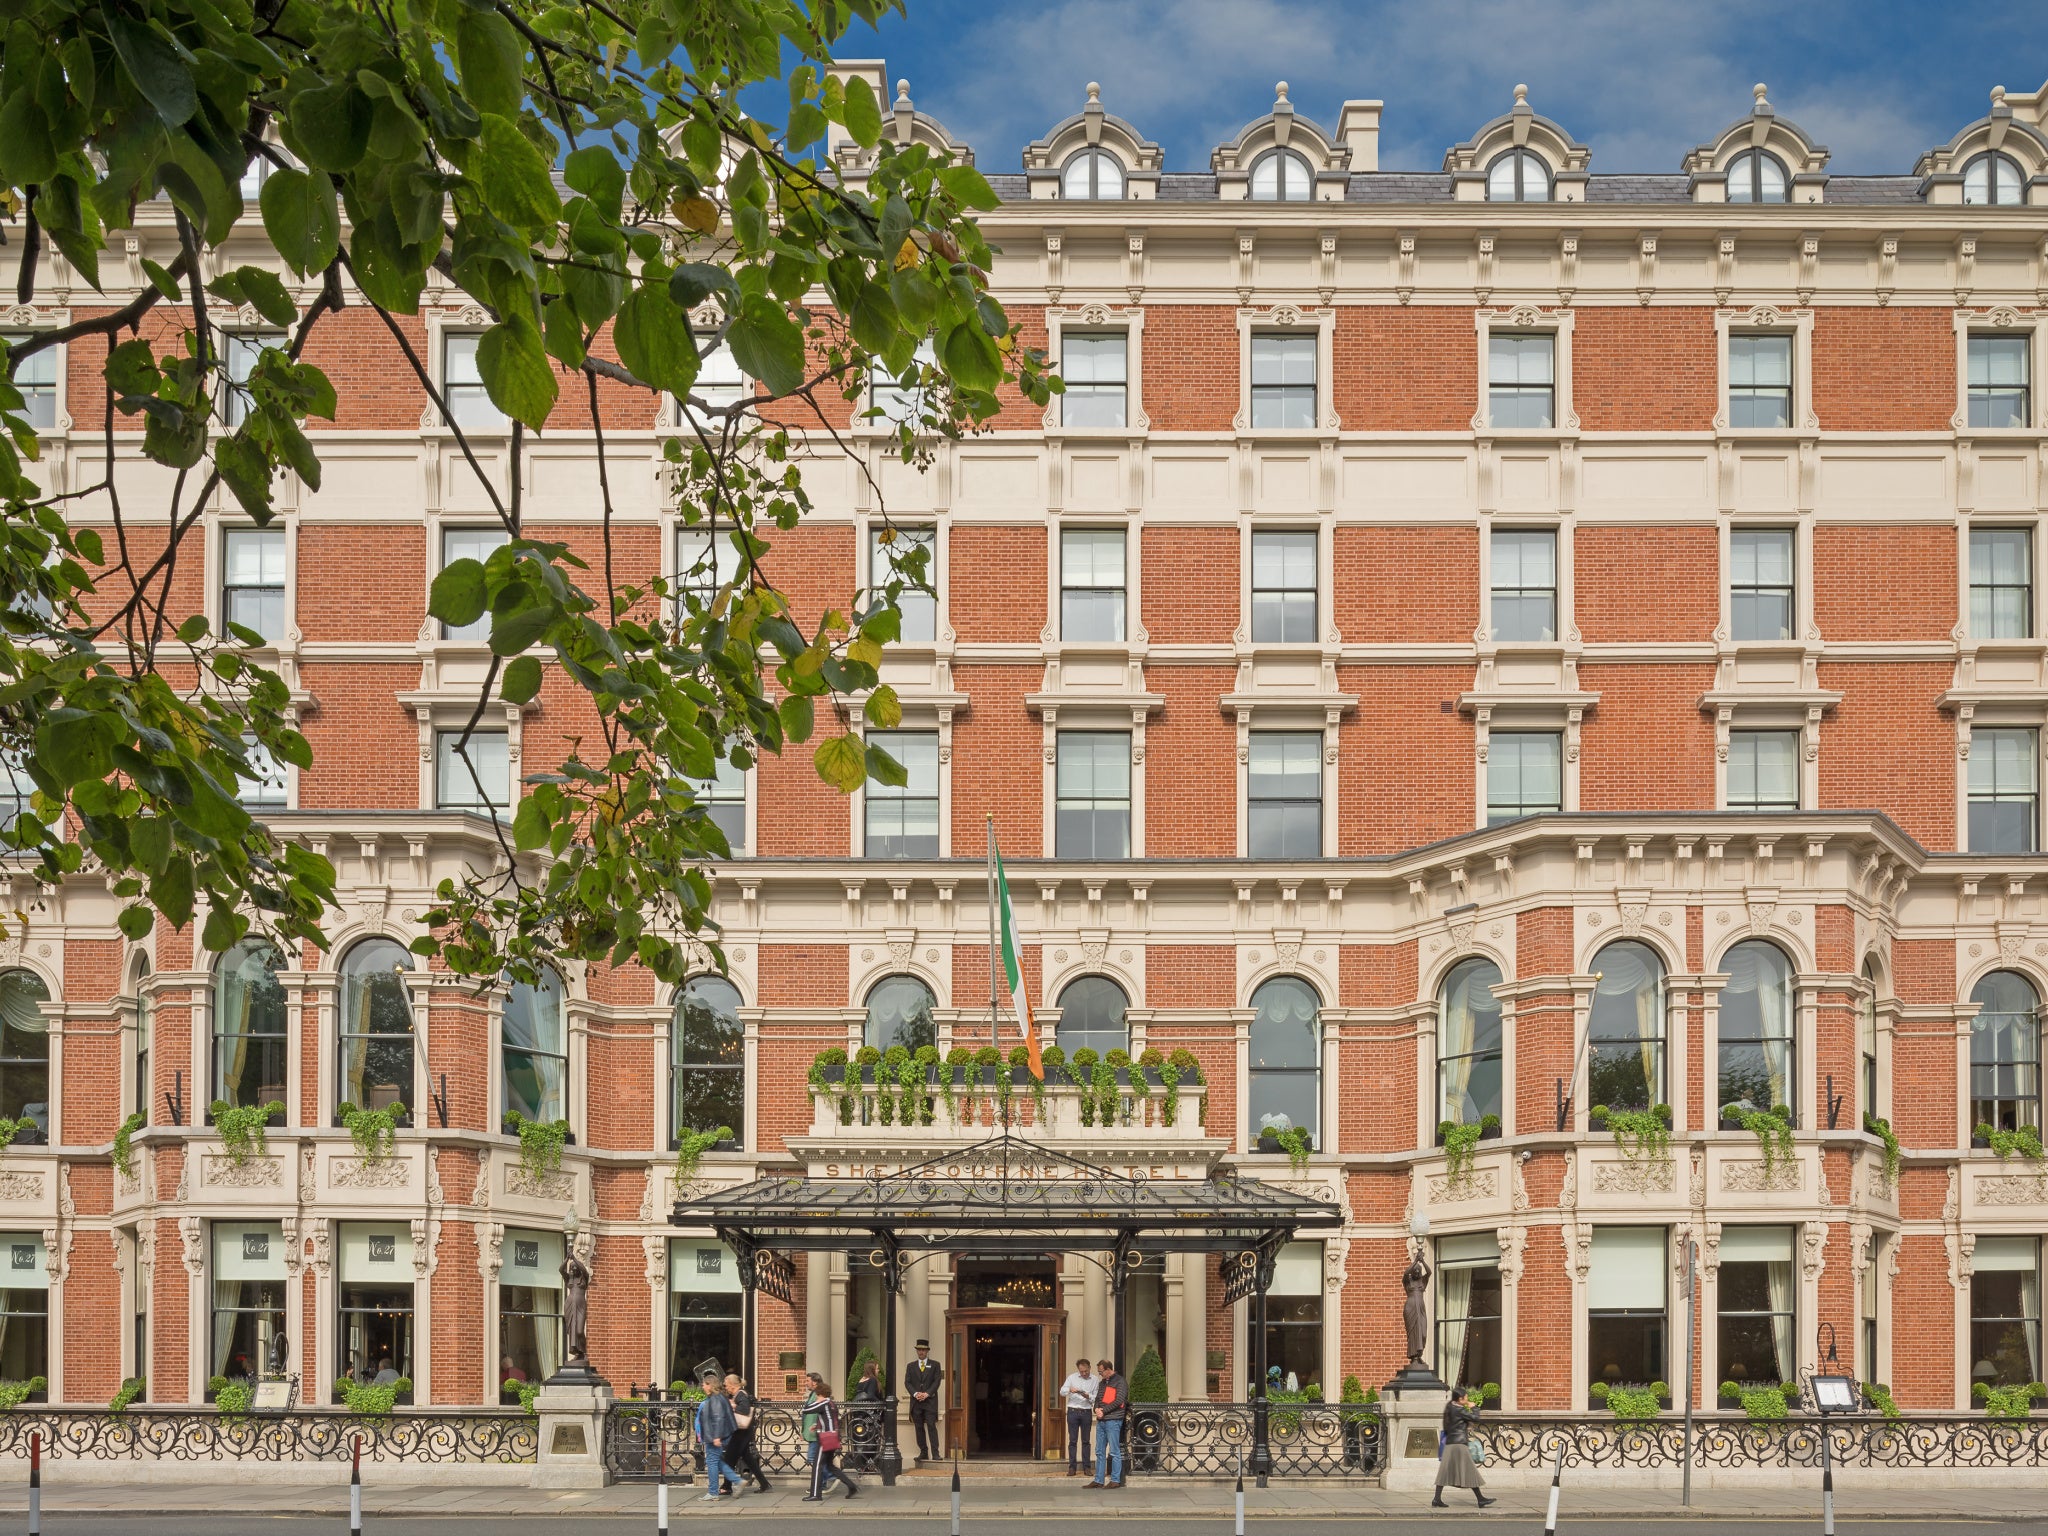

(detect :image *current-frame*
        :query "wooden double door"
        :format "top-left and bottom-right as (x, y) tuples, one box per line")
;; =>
(943, 1308), (1067, 1460)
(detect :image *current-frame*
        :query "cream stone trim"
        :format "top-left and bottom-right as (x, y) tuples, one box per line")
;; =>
(1947, 702), (2048, 852)
(1951, 306), (2048, 435)
(1232, 305), (1339, 434)
(1042, 304), (1148, 433)
(1473, 305), (1578, 434)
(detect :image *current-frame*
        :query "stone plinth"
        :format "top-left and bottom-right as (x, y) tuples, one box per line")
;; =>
(1377, 1366), (1451, 1492)
(532, 1376), (614, 1488)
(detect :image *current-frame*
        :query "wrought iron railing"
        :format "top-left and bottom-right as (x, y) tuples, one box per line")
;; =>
(1479, 1414), (2048, 1469)
(0, 1408), (536, 1463)
(1127, 1402), (1382, 1477)
(603, 1398), (890, 1481)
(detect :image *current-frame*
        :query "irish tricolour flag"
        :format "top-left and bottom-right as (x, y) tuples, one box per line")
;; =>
(991, 831), (1042, 1079)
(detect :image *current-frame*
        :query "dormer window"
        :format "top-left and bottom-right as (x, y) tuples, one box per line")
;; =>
(1965, 151), (2026, 206)
(1486, 149), (1550, 202)
(1727, 149), (1789, 204)
(1250, 149), (1313, 202)
(1061, 149), (1123, 201)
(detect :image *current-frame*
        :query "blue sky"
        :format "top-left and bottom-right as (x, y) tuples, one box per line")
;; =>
(825, 0), (2048, 176)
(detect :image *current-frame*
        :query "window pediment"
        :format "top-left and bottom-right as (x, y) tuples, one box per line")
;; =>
(1684, 84), (1830, 203)
(1024, 82), (1163, 200)
(1443, 85), (1590, 202)
(1916, 88), (2048, 204)
(1212, 83), (1350, 201)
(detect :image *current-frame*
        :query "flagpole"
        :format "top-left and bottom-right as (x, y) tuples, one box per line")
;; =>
(987, 813), (1006, 1130)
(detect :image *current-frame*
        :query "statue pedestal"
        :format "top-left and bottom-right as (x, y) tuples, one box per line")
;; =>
(1377, 1366), (1451, 1492)
(532, 1372), (614, 1489)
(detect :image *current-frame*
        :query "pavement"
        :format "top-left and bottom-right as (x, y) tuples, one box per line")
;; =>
(0, 1477), (2031, 1524)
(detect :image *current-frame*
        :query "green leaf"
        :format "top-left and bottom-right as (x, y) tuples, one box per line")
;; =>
(889, 268), (937, 334)
(842, 73), (881, 150)
(864, 739), (908, 788)
(785, 101), (826, 153)
(939, 164), (1002, 212)
(564, 146), (626, 222)
(259, 167), (340, 277)
(862, 684), (902, 729)
(814, 732), (865, 792)
(500, 654), (543, 704)
(725, 294), (805, 397)
(35, 708), (114, 786)
(175, 614), (208, 643)
(429, 558), (488, 628)
(511, 793), (550, 852)
(778, 692), (814, 744)
(489, 602), (556, 657)
(474, 312), (558, 430)
(129, 816), (170, 875)
(474, 113), (562, 230)
(215, 434), (274, 521)
(117, 905), (155, 942)
(290, 82), (372, 172)
(140, 259), (182, 301)
(943, 319), (1001, 393)
(224, 266), (296, 328)
(0, 92), (57, 185)
(668, 262), (737, 309)
(104, 339), (160, 397)
(614, 283), (698, 398)
(846, 281), (900, 354)
(200, 904), (246, 953)
(148, 856), (194, 932)
(455, 9), (525, 120)
(103, 11), (196, 126)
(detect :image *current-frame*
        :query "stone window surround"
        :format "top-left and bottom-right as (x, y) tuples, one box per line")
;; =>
(849, 706), (957, 859)
(1228, 704), (1343, 860)
(1477, 513), (1576, 650)
(1715, 515), (1816, 648)
(1951, 704), (2048, 855)
(1233, 304), (1339, 435)
(1042, 511), (1146, 651)
(1955, 510), (2048, 647)
(1952, 306), (2048, 435)
(1470, 699), (1584, 829)
(1042, 304), (1149, 434)
(1035, 703), (1150, 860)
(1, 304), (72, 433)
(418, 305), (504, 435)
(400, 694), (527, 816)
(1713, 304), (1817, 435)
(1235, 517), (1338, 650)
(1709, 701), (1825, 812)
(1473, 305), (1579, 435)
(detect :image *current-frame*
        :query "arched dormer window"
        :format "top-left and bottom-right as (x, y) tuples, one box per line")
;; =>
(1588, 941), (1665, 1112)
(1054, 975), (1127, 1057)
(1727, 149), (1789, 204)
(1061, 149), (1123, 201)
(1971, 970), (2040, 1133)
(337, 938), (414, 1119)
(214, 940), (287, 1114)
(1718, 941), (1795, 1123)
(672, 975), (744, 1142)
(1965, 151), (2026, 206)
(1250, 149), (1313, 202)
(1439, 958), (1504, 1127)
(863, 975), (936, 1053)
(1486, 148), (1550, 202)
(1249, 976), (1319, 1147)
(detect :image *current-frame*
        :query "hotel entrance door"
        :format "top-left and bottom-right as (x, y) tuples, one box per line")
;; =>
(944, 1309), (1066, 1459)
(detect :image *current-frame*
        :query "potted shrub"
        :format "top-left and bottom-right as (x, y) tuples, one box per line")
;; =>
(1339, 1375), (1379, 1468)
(1126, 1346), (1169, 1471)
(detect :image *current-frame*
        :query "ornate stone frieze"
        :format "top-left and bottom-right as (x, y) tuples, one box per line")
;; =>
(0, 1170), (46, 1203)
(203, 1155), (283, 1189)
(1426, 1169), (1496, 1204)
(330, 1157), (410, 1191)
(1593, 1159), (1675, 1194)
(506, 1166), (575, 1203)
(1721, 1159), (1802, 1193)
(1973, 1173), (2048, 1206)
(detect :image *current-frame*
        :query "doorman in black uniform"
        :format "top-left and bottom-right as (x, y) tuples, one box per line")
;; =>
(905, 1339), (943, 1461)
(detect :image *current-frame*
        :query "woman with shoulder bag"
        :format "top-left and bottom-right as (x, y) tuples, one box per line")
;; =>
(724, 1371), (770, 1493)
(1432, 1385), (1495, 1509)
(802, 1371), (859, 1502)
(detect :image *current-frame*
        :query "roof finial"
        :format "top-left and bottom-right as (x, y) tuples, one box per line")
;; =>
(1086, 81), (1101, 105)
(895, 78), (910, 105)
(1275, 81), (1290, 103)
(1512, 83), (1528, 106)
(1753, 82), (1768, 106)
(1992, 85), (2008, 105)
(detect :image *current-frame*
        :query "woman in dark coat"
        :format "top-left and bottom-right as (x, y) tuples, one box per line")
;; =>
(1432, 1386), (1495, 1508)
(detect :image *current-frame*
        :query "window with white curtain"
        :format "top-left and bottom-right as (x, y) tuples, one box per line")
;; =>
(1587, 941), (1666, 1112)
(1488, 334), (1554, 428)
(1718, 941), (1795, 1122)
(436, 730), (510, 812)
(1250, 333), (1317, 429)
(3, 335), (56, 430)
(221, 332), (285, 429)
(1970, 969), (2040, 1132)
(1729, 335), (1793, 430)
(337, 939), (414, 1118)
(210, 1221), (285, 1391)
(1250, 149), (1314, 202)
(1486, 148), (1550, 202)
(672, 975), (745, 1141)
(441, 527), (510, 642)
(0, 970), (49, 1133)
(1248, 976), (1320, 1149)
(502, 968), (566, 1127)
(1728, 730), (1799, 812)
(1060, 333), (1128, 428)
(1970, 528), (2034, 639)
(1246, 733), (1322, 857)
(1717, 1225), (1796, 1388)
(1490, 529), (1557, 642)
(863, 974), (937, 1054)
(1438, 957), (1503, 1127)
(442, 332), (504, 430)
(497, 1228), (563, 1400)
(1250, 530), (1318, 643)
(1725, 149), (1789, 204)
(1061, 148), (1124, 200)
(213, 941), (287, 1113)
(1054, 731), (1131, 858)
(1586, 1226), (1666, 1400)
(1060, 528), (1126, 642)
(864, 728), (940, 857)
(1970, 728), (2041, 854)
(1730, 528), (1795, 640)
(1969, 335), (2032, 430)
(1437, 1234), (1503, 1394)
(1970, 1236), (2040, 1390)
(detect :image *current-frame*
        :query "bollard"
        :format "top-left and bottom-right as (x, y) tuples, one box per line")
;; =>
(1542, 1437), (1562, 1536)
(656, 1421), (669, 1536)
(350, 1433), (363, 1536)
(1820, 1425), (1835, 1536)
(27, 1429), (39, 1536)
(949, 1450), (961, 1536)
(1233, 1449), (1245, 1536)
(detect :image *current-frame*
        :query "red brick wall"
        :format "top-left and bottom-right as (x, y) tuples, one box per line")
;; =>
(1814, 526), (1956, 641)
(1333, 308), (1477, 431)
(949, 666), (1042, 857)
(1576, 664), (1718, 811)
(1142, 307), (1240, 431)
(950, 527), (1047, 643)
(1335, 667), (1473, 853)
(1813, 309), (1957, 431)
(1817, 663), (1954, 848)
(297, 526), (426, 643)
(1141, 527), (1238, 644)
(1571, 308), (1718, 431)
(1574, 527), (1718, 643)
(1333, 527), (1478, 644)
(1147, 670), (1237, 857)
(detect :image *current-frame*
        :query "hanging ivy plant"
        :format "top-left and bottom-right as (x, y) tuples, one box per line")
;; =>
(942, 1046), (973, 1123)
(1722, 1380), (1792, 1422)
(1723, 1103), (1794, 1175)
(210, 1101), (284, 1167)
(504, 1111), (571, 1181)
(338, 1101), (406, 1165)
(1863, 1381), (1900, 1421)
(1863, 1114), (1903, 1186)
(1158, 1058), (1182, 1127)
(1092, 1057), (1121, 1128)
(1439, 1119), (1487, 1181)
(975, 1044), (1007, 1119)
(673, 1125), (734, 1186)
(111, 1112), (146, 1181)
(1271, 1124), (1313, 1173)
(1070, 1048), (1100, 1125)
(1977, 1122), (2045, 1162)
(1591, 1103), (1673, 1162)
(0, 1376), (44, 1411)
(1590, 1380), (1666, 1421)
(911, 1045), (939, 1125)
(1974, 1380), (2045, 1422)
(878, 1045), (911, 1125)
(809, 1047), (853, 1125)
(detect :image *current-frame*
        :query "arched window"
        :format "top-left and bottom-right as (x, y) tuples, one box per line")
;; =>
(1486, 149), (1550, 202)
(1860, 959), (1882, 1117)
(1719, 941), (1795, 1122)
(0, 969), (48, 1133)
(214, 941), (287, 1114)
(1249, 977), (1320, 1147)
(1971, 970), (2040, 1132)
(1054, 975), (1128, 1057)
(864, 975), (936, 1053)
(1250, 149), (1313, 202)
(1061, 149), (1124, 201)
(672, 976), (744, 1141)
(503, 968), (567, 1126)
(337, 939), (414, 1118)
(1588, 941), (1666, 1112)
(1726, 149), (1789, 204)
(1964, 151), (2026, 207)
(1439, 958), (1504, 1127)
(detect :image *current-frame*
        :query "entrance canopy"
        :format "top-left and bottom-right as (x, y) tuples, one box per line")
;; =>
(670, 1134), (1344, 1258)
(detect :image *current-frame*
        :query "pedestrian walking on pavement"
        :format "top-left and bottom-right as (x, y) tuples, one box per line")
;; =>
(724, 1371), (770, 1493)
(1089, 1357), (1126, 1488)
(1058, 1357), (1097, 1476)
(1432, 1386), (1494, 1509)
(695, 1371), (746, 1501)
(801, 1370), (859, 1502)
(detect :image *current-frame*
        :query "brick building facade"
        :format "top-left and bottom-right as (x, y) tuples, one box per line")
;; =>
(0, 67), (2047, 1453)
